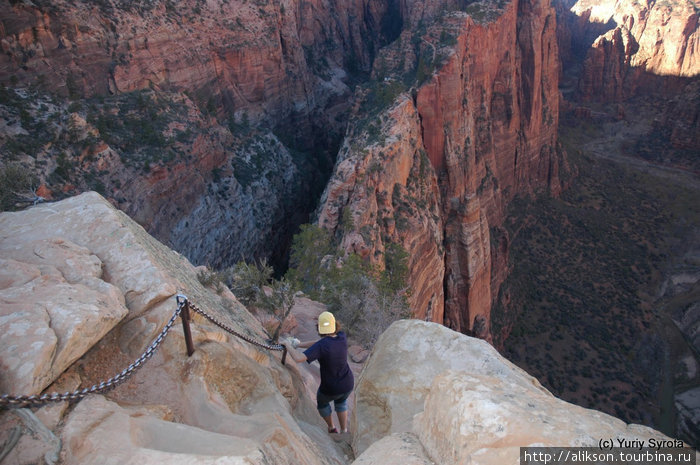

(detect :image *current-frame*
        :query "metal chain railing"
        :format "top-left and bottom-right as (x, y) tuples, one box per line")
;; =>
(0, 295), (288, 409)
(186, 300), (286, 353)
(0, 298), (186, 409)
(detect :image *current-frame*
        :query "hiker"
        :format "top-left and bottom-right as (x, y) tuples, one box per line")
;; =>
(284, 311), (354, 434)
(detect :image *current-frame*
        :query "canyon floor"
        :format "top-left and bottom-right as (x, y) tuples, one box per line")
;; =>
(498, 95), (700, 445)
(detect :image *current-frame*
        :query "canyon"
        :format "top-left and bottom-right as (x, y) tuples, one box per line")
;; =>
(2, 0), (696, 338)
(0, 0), (393, 269)
(490, 0), (700, 447)
(1, 0), (699, 448)
(0, 192), (688, 464)
(0, 0), (569, 338)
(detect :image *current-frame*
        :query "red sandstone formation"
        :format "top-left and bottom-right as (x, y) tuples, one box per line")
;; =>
(0, 0), (390, 267)
(570, 0), (699, 101)
(318, 0), (567, 340)
(0, 0), (378, 118)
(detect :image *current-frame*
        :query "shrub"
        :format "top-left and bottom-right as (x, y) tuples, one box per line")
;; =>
(254, 277), (295, 343)
(226, 260), (273, 306)
(225, 260), (295, 343)
(286, 223), (411, 347)
(286, 224), (332, 297)
(0, 164), (38, 211)
(197, 268), (225, 294)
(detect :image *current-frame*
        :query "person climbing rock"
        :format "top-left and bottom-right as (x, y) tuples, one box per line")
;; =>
(284, 311), (354, 434)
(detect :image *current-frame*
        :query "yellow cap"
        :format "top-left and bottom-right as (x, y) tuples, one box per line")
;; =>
(318, 311), (336, 335)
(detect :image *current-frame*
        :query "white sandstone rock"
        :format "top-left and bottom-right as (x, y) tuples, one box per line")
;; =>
(0, 264), (126, 394)
(415, 370), (670, 465)
(0, 192), (348, 465)
(352, 319), (545, 454)
(354, 320), (686, 464)
(0, 192), (177, 316)
(352, 432), (435, 465)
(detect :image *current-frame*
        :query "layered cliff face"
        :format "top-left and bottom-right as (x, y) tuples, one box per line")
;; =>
(561, 0), (700, 101)
(318, 0), (566, 338)
(0, 0), (383, 115)
(0, 0), (398, 269)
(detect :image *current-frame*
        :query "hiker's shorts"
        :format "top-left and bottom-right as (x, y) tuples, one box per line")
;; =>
(316, 389), (351, 417)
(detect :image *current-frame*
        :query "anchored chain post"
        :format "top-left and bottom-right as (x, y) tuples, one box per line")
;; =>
(184, 298), (287, 364)
(177, 294), (195, 357)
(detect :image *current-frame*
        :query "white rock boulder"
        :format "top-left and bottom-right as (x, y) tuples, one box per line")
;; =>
(0, 248), (126, 394)
(352, 319), (545, 454)
(353, 320), (684, 464)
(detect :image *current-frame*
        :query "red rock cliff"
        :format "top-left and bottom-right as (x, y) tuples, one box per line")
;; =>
(318, 0), (566, 340)
(0, 0), (391, 268)
(0, 0), (385, 119)
(568, 0), (700, 101)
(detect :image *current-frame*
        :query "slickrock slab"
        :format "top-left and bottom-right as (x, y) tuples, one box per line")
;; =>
(0, 192), (177, 316)
(352, 319), (544, 454)
(415, 370), (671, 465)
(0, 251), (126, 395)
(353, 432), (435, 465)
(354, 320), (686, 464)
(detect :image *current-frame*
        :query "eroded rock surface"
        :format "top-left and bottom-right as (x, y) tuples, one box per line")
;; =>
(0, 192), (347, 465)
(353, 320), (688, 464)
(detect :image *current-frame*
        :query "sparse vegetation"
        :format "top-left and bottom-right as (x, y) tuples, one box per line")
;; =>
(0, 83), (208, 207)
(87, 89), (185, 170)
(197, 268), (226, 294)
(0, 164), (39, 211)
(495, 109), (700, 429)
(226, 260), (295, 343)
(284, 224), (411, 347)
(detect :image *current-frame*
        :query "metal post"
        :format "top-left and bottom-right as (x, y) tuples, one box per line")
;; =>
(281, 345), (288, 365)
(179, 297), (195, 357)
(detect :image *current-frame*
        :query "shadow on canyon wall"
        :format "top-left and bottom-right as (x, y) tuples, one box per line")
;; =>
(494, 0), (700, 446)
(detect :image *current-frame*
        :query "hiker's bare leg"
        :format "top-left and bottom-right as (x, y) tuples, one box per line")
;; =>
(322, 414), (335, 431)
(337, 410), (348, 432)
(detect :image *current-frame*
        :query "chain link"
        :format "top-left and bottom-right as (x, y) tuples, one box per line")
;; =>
(186, 301), (285, 352)
(0, 299), (186, 409)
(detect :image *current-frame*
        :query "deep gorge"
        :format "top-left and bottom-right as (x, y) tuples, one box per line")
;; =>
(1, 0), (698, 447)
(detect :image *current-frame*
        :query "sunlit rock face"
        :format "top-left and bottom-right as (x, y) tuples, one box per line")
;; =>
(565, 0), (699, 101)
(318, 0), (566, 339)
